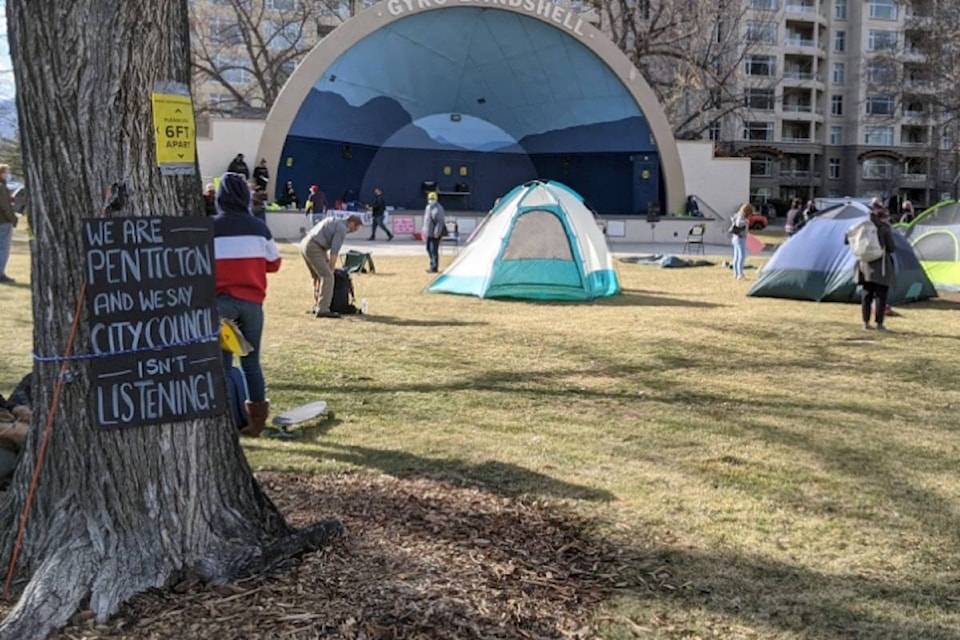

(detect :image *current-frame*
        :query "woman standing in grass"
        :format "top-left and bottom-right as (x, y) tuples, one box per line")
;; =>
(729, 203), (751, 280)
(855, 200), (897, 331)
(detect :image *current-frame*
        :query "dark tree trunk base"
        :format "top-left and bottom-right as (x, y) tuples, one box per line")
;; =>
(0, 519), (345, 640)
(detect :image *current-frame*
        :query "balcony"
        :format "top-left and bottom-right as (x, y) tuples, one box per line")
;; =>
(901, 173), (929, 183)
(782, 104), (813, 113)
(785, 2), (816, 13)
(784, 37), (815, 47)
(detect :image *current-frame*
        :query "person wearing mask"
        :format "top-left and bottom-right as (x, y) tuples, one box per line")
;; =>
(853, 199), (897, 331)
(213, 172), (282, 437)
(728, 203), (751, 280)
(0, 164), (16, 284)
(367, 187), (393, 241)
(423, 191), (445, 273)
(299, 214), (363, 318)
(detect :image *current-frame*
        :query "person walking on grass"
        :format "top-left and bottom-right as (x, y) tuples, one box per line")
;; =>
(423, 191), (445, 273)
(852, 199), (897, 332)
(213, 172), (282, 437)
(728, 203), (751, 280)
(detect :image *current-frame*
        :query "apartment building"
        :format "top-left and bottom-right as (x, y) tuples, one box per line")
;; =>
(723, 0), (953, 209)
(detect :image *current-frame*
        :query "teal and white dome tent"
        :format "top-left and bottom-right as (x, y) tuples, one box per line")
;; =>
(427, 181), (620, 301)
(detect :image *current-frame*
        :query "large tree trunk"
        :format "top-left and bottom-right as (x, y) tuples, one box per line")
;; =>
(0, 3), (342, 639)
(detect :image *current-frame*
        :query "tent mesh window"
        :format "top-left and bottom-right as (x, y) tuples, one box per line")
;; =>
(501, 210), (573, 261)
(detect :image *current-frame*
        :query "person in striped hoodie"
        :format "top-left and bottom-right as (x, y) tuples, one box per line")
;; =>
(213, 172), (282, 437)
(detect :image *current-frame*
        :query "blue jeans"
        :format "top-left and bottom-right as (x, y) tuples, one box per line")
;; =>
(426, 237), (440, 271)
(0, 223), (12, 277)
(217, 295), (266, 402)
(369, 216), (392, 239)
(731, 235), (746, 278)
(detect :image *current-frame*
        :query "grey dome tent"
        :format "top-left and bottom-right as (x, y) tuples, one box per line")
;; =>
(748, 201), (936, 303)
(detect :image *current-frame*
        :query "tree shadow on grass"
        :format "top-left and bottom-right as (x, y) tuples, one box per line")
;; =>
(247, 440), (614, 502)
(619, 544), (960, 640)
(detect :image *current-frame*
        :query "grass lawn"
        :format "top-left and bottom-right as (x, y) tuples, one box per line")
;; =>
(2, 229), (960, 639)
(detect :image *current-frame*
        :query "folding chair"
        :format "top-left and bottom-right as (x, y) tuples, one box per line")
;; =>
(682, 223), (705, 255)
(341, 250), (376, 273)
(440, 219), (460, 255)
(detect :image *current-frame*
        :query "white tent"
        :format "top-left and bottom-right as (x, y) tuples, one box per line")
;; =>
(427, 181), (621, 300)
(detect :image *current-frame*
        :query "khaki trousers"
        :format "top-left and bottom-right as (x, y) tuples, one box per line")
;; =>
(299, 237), (334, 312)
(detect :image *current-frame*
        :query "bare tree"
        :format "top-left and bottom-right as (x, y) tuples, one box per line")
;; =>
(189, 0), (363, 116)
(1, 1), (342, 638)
(903, 0), (960, 198)
(591, 0), (778, 140)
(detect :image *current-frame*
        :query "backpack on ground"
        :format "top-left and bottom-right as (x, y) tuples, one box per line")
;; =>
(331, 268), (359, 314)
(846, 220), (884, 262)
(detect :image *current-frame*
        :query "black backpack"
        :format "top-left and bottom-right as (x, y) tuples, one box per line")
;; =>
(331, 268), (359, 314)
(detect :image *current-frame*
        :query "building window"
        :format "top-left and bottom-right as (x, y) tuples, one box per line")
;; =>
(745, 55), (776, 77)
(866, 62), (897, 85)
(750, 0), (778, 8)
(743, 121), (774, 141)
(865, 96), (895, 116)
(213, 55), (249, 85)
(869, 0), (898, 20)
(708, 122), (721, 141)
(746, 21), (778, 44)
(868, 30), (898, 52)
(751, 157), (774, 177)
(835, 0), (847, 19)
(863, 158), (895, 180)
(829, 158), (841, 179)
(209, 16), (242, 45)
(265, 20), (302, 49)
(831, 95), (843, 116)
(750, 188), (773, 205)
(864, 126), (894, 145)
(745, 89), (775, 110)
(834, 30), (845, 52)
(266, 0), (298, 10)
(832, 63), (845, 85)
(208, 93), (238, 111)
(830, 126), (842, 145)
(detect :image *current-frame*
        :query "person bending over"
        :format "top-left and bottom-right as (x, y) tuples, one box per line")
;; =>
(299, 214), (363, 318)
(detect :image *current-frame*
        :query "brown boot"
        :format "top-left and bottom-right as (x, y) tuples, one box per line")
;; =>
(242, 400), (270, 437)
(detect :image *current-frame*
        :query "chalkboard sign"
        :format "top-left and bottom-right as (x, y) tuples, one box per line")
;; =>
(83, 217), (226, 430)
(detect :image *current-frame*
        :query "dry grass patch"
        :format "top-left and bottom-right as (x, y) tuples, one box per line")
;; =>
(3, 233), (960, 638)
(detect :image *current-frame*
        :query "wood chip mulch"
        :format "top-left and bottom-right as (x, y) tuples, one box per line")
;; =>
(42, 471), (637, 639)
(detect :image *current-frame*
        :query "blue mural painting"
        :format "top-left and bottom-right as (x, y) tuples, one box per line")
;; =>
(276, 7), (660, 214)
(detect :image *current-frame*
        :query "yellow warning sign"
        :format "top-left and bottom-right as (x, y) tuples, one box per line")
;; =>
(152, 90), (196, 174)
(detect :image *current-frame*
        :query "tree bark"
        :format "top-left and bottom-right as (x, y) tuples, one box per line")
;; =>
(0, 3), (343, 639)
